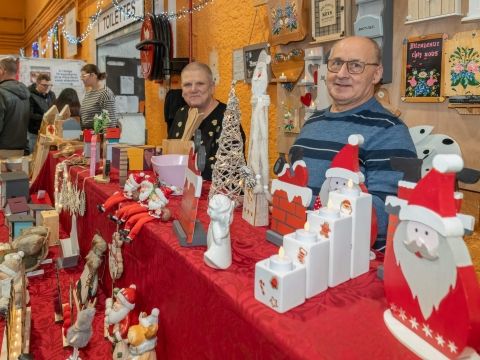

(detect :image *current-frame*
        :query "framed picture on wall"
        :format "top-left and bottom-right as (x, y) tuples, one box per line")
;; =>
(311, 0), (352, 44)
(243, 42), (270, 83)
(401, 33), (446, 103)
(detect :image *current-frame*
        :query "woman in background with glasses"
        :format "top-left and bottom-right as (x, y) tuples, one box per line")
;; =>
(79, 64), (118, 130)
(27, 72), (56, 154)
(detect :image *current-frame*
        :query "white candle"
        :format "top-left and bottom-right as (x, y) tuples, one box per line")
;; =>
(317, 200), (339, 219)
(270, 246), (293, 272)
(295, 222), (317, 243)
(279, 72), (287, 80)
(341, 179), (360, 197)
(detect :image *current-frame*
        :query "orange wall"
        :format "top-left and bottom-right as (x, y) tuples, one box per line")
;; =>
(0, 0), (25, 54)
(146, 0), (278, 171)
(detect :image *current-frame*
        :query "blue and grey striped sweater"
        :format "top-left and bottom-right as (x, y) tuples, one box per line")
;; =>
(291, 97), (417, 249)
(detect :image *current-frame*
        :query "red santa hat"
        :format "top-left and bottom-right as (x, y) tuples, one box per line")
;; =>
(325, 134), (365, 184)
(116, 284), (136, 310)
(130, 172), (146, 187)
(399, 154), (464, 237)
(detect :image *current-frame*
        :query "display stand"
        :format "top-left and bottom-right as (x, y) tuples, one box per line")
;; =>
(173, 145), (207, 247)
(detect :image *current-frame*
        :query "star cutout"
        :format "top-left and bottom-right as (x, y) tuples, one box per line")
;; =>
(422, 324), (432, 337)
(435, 334), (445, 347)
(409, 316), (418, 330)
(389, 303), (397, 312)
(447, 341), (457, 354)
(269, 296), (278, 308)
(320, 221), (331, 238)
(398, 308), (407, 321)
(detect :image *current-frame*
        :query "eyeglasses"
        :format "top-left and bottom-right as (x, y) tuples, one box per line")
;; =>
(39, 83), (53, 88)
(327, 59), (379, 74)
(81, 73), (91, 79)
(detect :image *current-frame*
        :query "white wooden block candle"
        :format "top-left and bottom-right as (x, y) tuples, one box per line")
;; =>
(307, 204), (352, 287)
(283, 226), (329, 298)
(254, 247), (306, 313)
(329, 181), (372, 279)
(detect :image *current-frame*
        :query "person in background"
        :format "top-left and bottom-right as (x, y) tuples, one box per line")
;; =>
(0, 57), (30, 158)
(168, 62), (245, 181)
(80, 64), (117, 130)
(55, 88), (82, 139)
(27, 73), (56, 154)
(291, 36), (417, 251)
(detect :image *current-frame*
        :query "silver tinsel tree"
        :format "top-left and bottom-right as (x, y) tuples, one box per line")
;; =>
(209, 83), (246, 206)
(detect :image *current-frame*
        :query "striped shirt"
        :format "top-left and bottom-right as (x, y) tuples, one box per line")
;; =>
(80, 86), (117, 129)
(291, 97), (417, 248)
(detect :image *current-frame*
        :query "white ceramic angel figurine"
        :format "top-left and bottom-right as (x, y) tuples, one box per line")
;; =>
(66, 298), (96, 360)
(248, 49), (271, 196)
(204, 194), (234, 269)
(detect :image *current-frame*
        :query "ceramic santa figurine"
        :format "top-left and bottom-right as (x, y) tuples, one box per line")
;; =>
(316, 134), (378, 244)
(127, 308), (160, 359)
(111, 176), (156, 223)
(384, 154), (480, 359)
(121, 186), (173, 242)
(204, 194), (234, 269)
(105, 285), (138, 360)
(98, 172), (146, 214)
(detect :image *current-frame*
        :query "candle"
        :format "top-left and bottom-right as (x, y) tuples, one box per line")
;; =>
(341, 179), (360, 197)
(295, 222), (317, 243)
(309, 50), (313, 56)
(279, 72), (287, 81)
(270, 246), (293, 272)
(317, 200), (340, 219)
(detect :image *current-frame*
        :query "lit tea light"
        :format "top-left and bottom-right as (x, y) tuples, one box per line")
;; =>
(317, 200), (340, 219)
(269, 246), (293, 272)
(341, 179), (360, 197)
(295, 222), (317, 243)
(279, 72), (287, 81)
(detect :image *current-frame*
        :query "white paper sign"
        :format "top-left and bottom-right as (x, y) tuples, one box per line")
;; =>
(120, 76), (135, 94)
(64, 7), (78, 58)
(319, 0), (337, 27)
(232, 48), (245, 81)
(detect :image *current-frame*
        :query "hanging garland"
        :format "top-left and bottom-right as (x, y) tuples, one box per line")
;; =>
(34, 0), (214, 55)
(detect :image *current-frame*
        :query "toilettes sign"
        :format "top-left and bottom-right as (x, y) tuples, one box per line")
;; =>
(95, 0), (144, 39)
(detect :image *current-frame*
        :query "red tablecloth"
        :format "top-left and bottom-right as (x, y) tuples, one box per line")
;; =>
(31, 152), (417, 360)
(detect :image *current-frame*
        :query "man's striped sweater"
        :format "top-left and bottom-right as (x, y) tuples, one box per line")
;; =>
(291, 97), (417, 249)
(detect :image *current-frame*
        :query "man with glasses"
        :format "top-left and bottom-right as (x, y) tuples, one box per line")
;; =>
(291, 36), (416, 251)
(0, 57), (30, 159)
(27, 73), (56, 154)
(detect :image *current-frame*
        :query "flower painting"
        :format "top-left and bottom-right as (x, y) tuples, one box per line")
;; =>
(448, 46), (480, 92)
(405, 68), (441, 97)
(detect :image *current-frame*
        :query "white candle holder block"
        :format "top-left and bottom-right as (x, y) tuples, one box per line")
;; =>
(283, 230), (329, 298)
(254, 258), (306, 313)
(330, 190), (372, 279)
(307, 209), (352, 287)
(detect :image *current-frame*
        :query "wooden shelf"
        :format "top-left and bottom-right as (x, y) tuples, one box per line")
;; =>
(448, 103), (480, 115)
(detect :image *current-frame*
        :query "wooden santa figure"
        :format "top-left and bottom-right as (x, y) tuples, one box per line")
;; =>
(111, 176), (156, 223)
(315, 134), (378, 245)
(384, 154), (480, 359)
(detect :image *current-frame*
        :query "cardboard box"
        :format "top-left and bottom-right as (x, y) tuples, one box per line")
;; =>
(40, 210), (59, 246)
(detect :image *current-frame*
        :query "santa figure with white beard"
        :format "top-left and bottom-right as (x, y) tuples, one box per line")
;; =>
(105, 284), (139, 360)
(384, 154), (480, 359)
(315, 134), (378, 245)
(98, 172), (146, 214)
(110, 176), (156, 223)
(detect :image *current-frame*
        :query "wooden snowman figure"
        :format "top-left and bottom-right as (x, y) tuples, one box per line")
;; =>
(384, 154), (480, 359)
